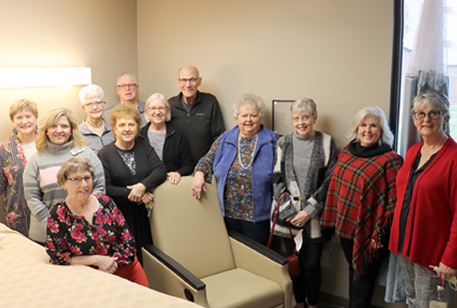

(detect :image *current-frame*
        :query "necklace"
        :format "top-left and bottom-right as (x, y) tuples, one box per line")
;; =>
(238, 135), (258, 169)
(87, 120), (103, 131)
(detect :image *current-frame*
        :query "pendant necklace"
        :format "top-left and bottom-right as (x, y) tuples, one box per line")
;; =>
(238, 135), (258, 169)
(88, 121), (103, 131)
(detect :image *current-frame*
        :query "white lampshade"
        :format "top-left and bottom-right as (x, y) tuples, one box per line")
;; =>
(0, 67), (92, 88)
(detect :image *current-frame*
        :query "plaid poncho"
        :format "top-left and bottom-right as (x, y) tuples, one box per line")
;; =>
(321, 143), (403, 276)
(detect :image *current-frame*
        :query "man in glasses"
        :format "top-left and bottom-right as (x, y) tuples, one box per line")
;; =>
(168, 65), (225, 167)
(104, 72), (147, 127)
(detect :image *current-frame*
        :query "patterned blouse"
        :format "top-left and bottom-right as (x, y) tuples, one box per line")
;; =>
(45, 194), (136, 268)
(196, 135), (257, 221)
(117, 148), (137, 176)
(0, 134), (32, 236)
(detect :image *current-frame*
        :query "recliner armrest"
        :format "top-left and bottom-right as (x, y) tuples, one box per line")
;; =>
(228, 230), (288, 265)
(143, 244), (206, 291)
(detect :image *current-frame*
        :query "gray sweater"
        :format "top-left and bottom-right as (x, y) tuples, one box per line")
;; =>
(271, 131), (336, 239)
(23, 141), (105, 242)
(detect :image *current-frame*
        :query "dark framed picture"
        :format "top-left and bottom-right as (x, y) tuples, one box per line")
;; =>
(272, 99), (295, 136)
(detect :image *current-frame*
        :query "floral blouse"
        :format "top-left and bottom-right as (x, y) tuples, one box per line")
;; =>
(195, 135), (257, 221)
(45, 194), (136, 268)
(0, 134), (31, 236)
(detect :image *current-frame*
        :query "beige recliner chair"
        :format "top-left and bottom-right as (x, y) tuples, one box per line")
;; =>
(142, 176), (292, 308)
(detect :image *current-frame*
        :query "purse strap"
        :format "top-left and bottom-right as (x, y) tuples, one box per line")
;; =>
(268, 192), (297, 252)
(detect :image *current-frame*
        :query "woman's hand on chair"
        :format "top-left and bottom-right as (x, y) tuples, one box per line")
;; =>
(167, 172), (181, 185)
(191, 171), (206, 199)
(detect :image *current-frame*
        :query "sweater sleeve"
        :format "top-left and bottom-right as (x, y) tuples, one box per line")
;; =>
(272, 137), (297, 222)
(140, 141), (167, 190)
(23, 155), (49, 223)
(45, 203), (72, 265)
(194, 135), (223, 183)
(175, 133), (194, 176)
(98, 147), (131, 198)
(305, 135), (338, 218)
(441, 171), (457, 270)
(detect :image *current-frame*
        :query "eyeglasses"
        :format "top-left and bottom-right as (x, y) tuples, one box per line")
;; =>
(84, 101), (104, 109)
(66, 176), (93, 185)
(117, 83), (137, 89)
(413, 110), (443, 120)
(146, 106), (168, 112)
(292, 115), (311, 123)
(178, 78), (199, 85)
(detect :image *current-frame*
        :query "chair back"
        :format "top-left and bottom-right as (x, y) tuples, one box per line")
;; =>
(150, 176), (236, 279)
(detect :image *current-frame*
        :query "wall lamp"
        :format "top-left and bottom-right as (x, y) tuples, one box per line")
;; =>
(0, 67), (92, 88)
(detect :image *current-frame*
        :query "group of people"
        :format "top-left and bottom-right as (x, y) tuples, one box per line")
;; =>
(1, 62), (455, 308)
(1, 65), (224, 287)
(190, 90), (456, 308)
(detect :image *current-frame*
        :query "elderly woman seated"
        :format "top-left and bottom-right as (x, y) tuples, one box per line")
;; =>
(139, 93), (193, 185)
(45, 158), (149, 287)
(191, 93), (276, 245)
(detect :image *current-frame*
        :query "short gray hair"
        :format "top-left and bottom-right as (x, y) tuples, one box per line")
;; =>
(79, 84), (104, 105)
(346, 106), (394, 146)
(411, 90), (450, 131)
(291, 98), (317, 117)
(145, 93), (171, 122)
(232, 93), (266, 120)
(116, 72), (137, 86)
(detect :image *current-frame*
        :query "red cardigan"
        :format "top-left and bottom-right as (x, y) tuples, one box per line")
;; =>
(390, 137), (457, 271)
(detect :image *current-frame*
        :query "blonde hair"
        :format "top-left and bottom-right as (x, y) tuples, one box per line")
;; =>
(9, 98), (39, 120)
(346, 106), (394, 146)
(36, 107), (87, 155)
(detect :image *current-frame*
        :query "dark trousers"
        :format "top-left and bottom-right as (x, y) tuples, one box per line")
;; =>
(224, 217), (270, 246)
(340, 237), (389, 308)
(284, 238), (325, 305)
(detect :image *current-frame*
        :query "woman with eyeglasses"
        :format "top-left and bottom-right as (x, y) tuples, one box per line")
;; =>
(139, 93), (193, 185)
(45, 158), (149, 287)
(272, 98), (337, 308)
(23, 107), (105, 244)
(98, 104), (167, 264)
(78, 84), (115, 154)
(390, 90), (457, 307)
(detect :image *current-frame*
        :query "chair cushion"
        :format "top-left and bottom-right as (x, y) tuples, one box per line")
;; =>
(151, 176), (235, 278)
(201, 268), (283, 308)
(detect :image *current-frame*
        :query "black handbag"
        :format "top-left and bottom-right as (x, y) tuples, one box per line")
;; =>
(268, 192), (300, 278)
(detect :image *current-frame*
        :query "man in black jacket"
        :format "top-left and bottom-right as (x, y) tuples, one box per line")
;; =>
(168, 65), (225, 167)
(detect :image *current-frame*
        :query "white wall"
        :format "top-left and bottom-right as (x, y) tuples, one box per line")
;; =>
(137, 0), (395, 150)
